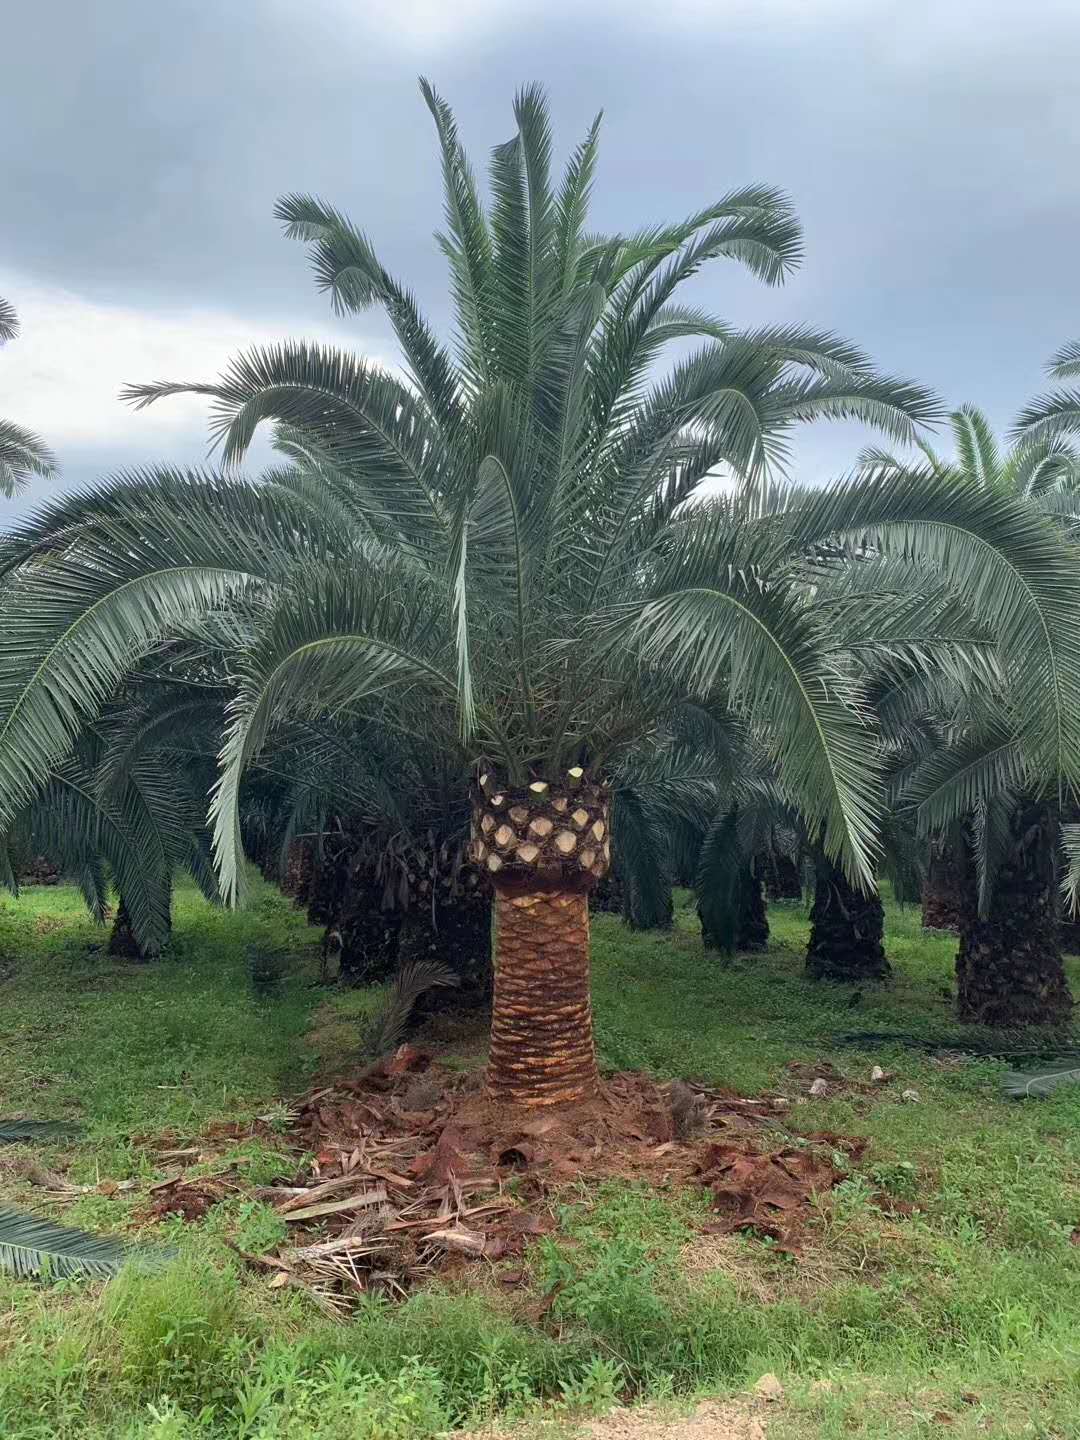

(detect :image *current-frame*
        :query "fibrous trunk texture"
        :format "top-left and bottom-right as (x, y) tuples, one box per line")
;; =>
(805, 858), (889, 982)
(956, 805), (1073, 1026)
(488, 889), (599, 1106)
(921, 843), (964, 932)
(471, 771), (610, 1106)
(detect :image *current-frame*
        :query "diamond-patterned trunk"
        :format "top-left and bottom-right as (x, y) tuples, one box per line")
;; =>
(470, 771), (609, 1106)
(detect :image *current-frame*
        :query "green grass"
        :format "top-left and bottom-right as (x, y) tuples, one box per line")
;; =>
(0, 880), (1079, 1436)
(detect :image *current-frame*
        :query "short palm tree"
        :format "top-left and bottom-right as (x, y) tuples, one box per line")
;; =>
(0, 298), (57, 498)
(864, 404), (1080, 1023)
(4, 86), (1079, 1100)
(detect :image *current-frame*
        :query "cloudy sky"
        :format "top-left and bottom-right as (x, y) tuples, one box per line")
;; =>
(2, 0), (1078, 518)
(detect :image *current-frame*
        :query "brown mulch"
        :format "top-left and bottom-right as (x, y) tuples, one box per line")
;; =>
(179, 1048), (896, 1313)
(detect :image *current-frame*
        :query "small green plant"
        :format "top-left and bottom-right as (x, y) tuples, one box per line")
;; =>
(558, 1355), (625, 1414)
(870, 1159), (919, 1200)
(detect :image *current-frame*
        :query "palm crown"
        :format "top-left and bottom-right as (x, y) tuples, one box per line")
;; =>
(105, 81), (951, 895)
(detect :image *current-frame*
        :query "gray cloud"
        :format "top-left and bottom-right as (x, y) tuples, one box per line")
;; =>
(3, 0), (1079, 507)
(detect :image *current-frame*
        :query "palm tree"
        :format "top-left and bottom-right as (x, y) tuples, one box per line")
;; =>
(0, 298), (57, 498)
(866, 404), (1080, 1023)
(5, 86), (1080, 1100)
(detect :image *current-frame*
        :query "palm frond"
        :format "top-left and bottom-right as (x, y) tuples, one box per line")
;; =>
(0, 1206), (169, 1279)
(1047, 339), (1080, 380)
(210, 566), (456, 903)
(610, 786), (673, 930)
(0, 298), (18, 343)
(0, 420), (57, 498)
(952, 404), (1001, 488)
(272, 192), (462, 429)
(782, 466), (1080, 792)
(0, 1120), (83, 1145)
(365, 960), (458, 1057)
(419, 77), (495, 385)
(604, 511), (882, 884)
(1013, 387), (1080, 444)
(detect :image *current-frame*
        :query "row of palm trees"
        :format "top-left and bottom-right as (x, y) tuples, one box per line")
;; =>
(3, 82), (1080, 1105)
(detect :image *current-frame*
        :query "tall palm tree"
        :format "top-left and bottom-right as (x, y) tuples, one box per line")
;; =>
(4, 86), (1080, 1101)
(0, 298), (57, 498)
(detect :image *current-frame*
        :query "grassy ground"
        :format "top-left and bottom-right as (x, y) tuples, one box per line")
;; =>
(0, 880), (1078, 1438)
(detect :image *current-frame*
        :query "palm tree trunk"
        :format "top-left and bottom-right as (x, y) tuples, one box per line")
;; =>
(956, 804), (1073, 1026)
(107, 900), (142, 958)
(805, 856), (889, 981)
(472, 773), (610, 1107)
(921, 842), (964, 931)
(488, 887), (599, 1106)
(737, 864), (769, 950)
(107, 898), (168, 960)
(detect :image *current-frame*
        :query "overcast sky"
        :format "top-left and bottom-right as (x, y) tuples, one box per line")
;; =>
(2, 0), (1078, 519)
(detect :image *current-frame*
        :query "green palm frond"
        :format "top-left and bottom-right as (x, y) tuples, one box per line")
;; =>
(272, 192), (462, 430)
(124, 344), (448, 544)
(0, 1207), (169, 1279)
(211, 566), (457, 902)
(1005, 435), (1080, 499)
(608, 785), (673, 930)
(1047, 339), (1080, 380)
(29, 761), (173, 954)
(0, 1120), (83, 1145)
(782, 466), (1080, 791)
(1061, 823), (1080, 918)
(951, 404), (1001, 489)
(1013, 387), (1080, 444)
(606, 513), (882, 883)
(0, 420), (57, 498)
(365, 960), (458, 1057)
(419, 77), (495, 384)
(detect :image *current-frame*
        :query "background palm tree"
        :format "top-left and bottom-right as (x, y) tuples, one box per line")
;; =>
(0, 298), (57, 499)
(865, 404), (1080, 1023)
